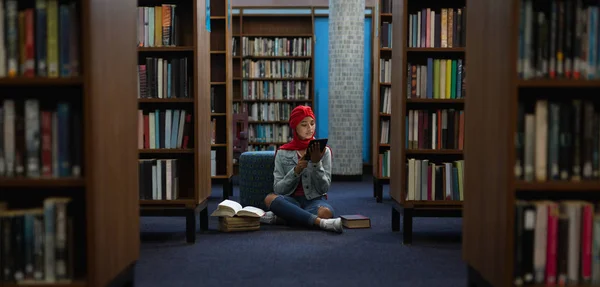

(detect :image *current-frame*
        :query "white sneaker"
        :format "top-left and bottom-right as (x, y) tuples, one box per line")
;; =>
(320, 218), (344, 233)
(260, 211), (277, 224)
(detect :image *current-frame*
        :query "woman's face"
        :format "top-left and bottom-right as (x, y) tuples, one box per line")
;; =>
(296, 116), (315, 140)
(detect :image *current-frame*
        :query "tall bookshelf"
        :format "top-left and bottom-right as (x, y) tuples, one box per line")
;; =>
(372, 0), (393, 203)
(0, 0), (139, 285)
(210, 0), (234, 199)
(136, 0), (212, 244)
(390, 0), (467, 244)
(463, 0), (600, 286)
(231, 7), (315, 174)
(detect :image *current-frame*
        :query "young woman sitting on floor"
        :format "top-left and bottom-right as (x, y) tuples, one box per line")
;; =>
(260, 105), (343, 233)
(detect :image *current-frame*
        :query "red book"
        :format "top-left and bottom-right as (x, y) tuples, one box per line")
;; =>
(581, 204), (593, 282)
(546, 203), (559, 285)
(24, 9), (35, 77)
(427, 165), (432, 200)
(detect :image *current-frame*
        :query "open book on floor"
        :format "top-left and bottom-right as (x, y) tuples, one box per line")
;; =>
(210, 199), (266, 218)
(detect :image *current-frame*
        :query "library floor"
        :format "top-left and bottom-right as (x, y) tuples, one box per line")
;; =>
(135, 176), (465, 287)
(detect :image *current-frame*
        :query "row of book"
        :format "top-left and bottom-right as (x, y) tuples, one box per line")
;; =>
(405, 109), (464, 150)
(138, 158), (180, 200)
(0, 0), (80, 78)
(240, 80), (310, 100)
(408, 7), (466, 49)
(406, 158), (464, 201)
(379, 119), (390, 145)
(241, 37), (312, 57)
(242, 59), (311, 79)
(381, 22), (393, 49)
(515, 99), (600, 182)
(243, 102), (300, 122)
(517, 0), (600, 80)
(513, 200), (600, 286)
(137, 5), (180, 48)
(378, 150), (391, 178)
(380, 59), (391, 83)
(247, 124), (291, 144)
(137, 109), (192, 150)
(209, 118), (218, 145)
(380, 86), (391, 114)
(0, 100), (81, 178)
(137, 56), (191, 99)
(408, 58), (465, 100)
(0, 197), (73, 283)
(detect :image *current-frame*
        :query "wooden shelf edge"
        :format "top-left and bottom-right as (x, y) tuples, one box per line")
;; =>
(241, 34), (313, 37)
(0, 178), (85, 187)
(137, 46), (194, 52)
(516, 79), (600, 87)
(0, 77), (83, 85)
(139, 149), (194, 154)
(138, 98), (194, 103)
(139, 199), (195, 206)
(211, 175), (230, 179)
(402, 200), (464, 209)
(6, 280), (87, 287)
(406, 47), (465, 52)
(406, 99), (464, 103)
(405, 149), (463, 155)
(234, 99), (311, 103)
(515, 180), (600, 191)
(241, 55), (312, 59)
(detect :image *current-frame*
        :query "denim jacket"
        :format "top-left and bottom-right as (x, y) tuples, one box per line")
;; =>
(273, 147), (332, 200)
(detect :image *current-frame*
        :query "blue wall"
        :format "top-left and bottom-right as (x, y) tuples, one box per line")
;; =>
(313, 17), (372, 163)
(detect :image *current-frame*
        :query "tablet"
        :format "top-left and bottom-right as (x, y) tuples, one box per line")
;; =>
(304, 138), (328, 159)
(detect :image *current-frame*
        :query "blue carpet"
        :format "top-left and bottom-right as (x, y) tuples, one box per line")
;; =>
(136, 177), (466, 287)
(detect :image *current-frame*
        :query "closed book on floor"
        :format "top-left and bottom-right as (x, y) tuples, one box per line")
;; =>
(340, 214), (371, 229)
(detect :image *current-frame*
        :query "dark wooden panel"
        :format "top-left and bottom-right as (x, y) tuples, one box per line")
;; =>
(225, 0), (234, 177)
(85, 0), (140, 285)
(196, 0), (213, 202)
(389, 0), (406, 202)
(462, 0), (515, 286)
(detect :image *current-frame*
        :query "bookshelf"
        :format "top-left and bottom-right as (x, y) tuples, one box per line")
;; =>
(0, 0), (139, 285)
(230, 7), (315, 175)
(389, 0), (467, 244)
(136, 0), (212, 244)
(463, 0), (600, 286)
(210, 0), (234, 199)
(372, 0), (393, 203)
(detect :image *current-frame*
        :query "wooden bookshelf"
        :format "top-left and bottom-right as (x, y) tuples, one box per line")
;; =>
(0, 0), (139, 285)
(230, 7), (315, 175)
(464, 0), (600, 286)
(136, 0), (212, 244)
(372, 0), (393, 202)
(210, 0), (234, 199)
(389, 0), (467, 244)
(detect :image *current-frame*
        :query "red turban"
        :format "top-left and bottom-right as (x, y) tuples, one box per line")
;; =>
(289, 105), (315, 129)
(279, 105), (315, 151)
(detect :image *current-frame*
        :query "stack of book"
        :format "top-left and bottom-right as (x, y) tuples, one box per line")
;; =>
(211, 199), (264, 232)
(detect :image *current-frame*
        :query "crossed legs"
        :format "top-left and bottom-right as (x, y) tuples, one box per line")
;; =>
(263, 193), (342, 233)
